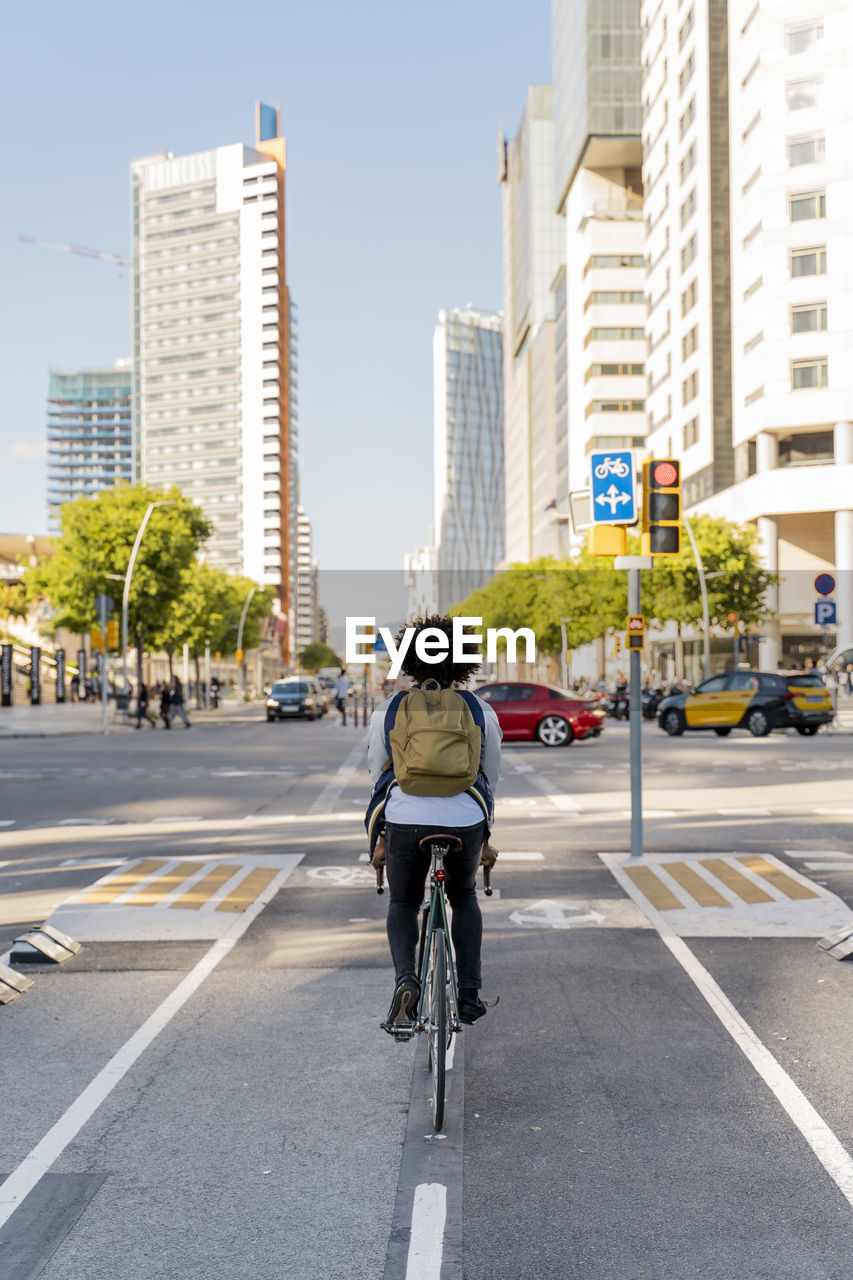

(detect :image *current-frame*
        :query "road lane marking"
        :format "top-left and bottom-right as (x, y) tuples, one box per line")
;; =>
(405, 1183), (446, 1280)
(624, 866), (682, 911)
(58, 818), (111, 826)
(0, 862), (298, 1233)
(123, 861), (210, 906)
(700, 858), (773, 904)
(79, 860), (169, 904)
(664, 862), (729, 908)
(151, 815), (201, 824)
(215, 866), (278, 912)
(308, 737), (367, 814)
(0, 821), (15, 828)
(170, 864), (243, 909)
(717, 808), (771, 817)
(494, 852), (545, 861)
(737, 855), (819, 901)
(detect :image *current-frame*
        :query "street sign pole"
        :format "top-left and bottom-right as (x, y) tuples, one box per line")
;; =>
(95, 593), (113, 737)
(628, 569), (643, 858)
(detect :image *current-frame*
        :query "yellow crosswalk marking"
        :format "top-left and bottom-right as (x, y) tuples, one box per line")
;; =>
(80, 859), (169, 904)
(700, 858), (773, 904)
(123, 861), (208, 907)
(215, 866), (278, 913)
(170, 864), (242, 910)
(736, 855), (819, 901)
(624, 865), (682, 911)
(665, 861), (730, 908)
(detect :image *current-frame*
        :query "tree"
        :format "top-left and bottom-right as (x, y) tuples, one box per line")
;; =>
(647, 515), (776, 632)
(0, 583), (29, 630)
(26, 486), (211, 654)
(297, 643), (341, 672)
(152, 565), (274, 692)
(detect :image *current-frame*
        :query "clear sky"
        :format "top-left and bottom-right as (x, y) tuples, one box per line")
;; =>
(0, 0), (551, 570)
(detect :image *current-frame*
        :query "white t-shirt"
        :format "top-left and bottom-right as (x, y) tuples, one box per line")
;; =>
(335, 675), (349, 698)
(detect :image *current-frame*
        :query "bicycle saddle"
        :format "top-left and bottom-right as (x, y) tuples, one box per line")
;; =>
(418, 834), (463, 854)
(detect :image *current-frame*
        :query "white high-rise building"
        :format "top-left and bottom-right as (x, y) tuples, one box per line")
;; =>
(640, 0), (853, 664)
(433, 308), (505, 612)
(551, 2), (646, 524)
(131, 103), (297, 658)
(498, 86), (564, 563)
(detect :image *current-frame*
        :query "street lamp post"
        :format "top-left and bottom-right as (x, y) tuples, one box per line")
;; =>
(236, 585), (258, 699)
(682, 514), (711, 684)
(122, 501), (174, 708)
(559, 618), (572, 689)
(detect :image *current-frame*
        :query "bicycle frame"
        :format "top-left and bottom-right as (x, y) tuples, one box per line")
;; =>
(415, 849), (460, 1034)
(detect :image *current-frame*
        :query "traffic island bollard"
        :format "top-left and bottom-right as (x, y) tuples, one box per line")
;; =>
(11, 924), (81, 966)
(0, 963), (33, 1004)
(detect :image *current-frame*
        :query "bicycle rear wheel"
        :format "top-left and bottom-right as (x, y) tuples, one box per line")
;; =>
(427, 927), (447, 1131)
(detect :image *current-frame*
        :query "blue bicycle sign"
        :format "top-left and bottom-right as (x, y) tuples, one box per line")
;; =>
(589, 450), (637, 525)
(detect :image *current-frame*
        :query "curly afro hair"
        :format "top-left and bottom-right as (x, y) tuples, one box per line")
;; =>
(393, 614), (482, 687)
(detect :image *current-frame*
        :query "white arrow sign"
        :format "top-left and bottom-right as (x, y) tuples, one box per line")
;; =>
(508, 899), (605, 929)
(595, 484), (632, 516)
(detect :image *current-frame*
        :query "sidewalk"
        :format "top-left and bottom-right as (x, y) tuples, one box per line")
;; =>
(0, 697), (256, 738)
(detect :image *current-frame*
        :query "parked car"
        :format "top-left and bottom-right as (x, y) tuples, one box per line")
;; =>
(476, 682), (605, 747)
(306, 676), (330, 715)
(266, 678), (322, 722)
(657, 670), (833, 737)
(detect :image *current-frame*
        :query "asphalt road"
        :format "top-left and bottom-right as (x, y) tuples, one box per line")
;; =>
(0, 711), (852, 1278)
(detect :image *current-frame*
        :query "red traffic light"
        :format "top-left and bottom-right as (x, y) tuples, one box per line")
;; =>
(650, 460), (679, 488)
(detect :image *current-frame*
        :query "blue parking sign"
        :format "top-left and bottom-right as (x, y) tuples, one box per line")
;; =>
(814, 600), (837, 626)
(590, 450), (637, 524)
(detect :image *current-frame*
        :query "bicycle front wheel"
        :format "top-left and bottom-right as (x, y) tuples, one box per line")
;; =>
(427, 927), (447, 1131)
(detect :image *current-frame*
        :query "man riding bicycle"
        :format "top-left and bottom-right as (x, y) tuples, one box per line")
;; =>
(365, 615), (502, 1033)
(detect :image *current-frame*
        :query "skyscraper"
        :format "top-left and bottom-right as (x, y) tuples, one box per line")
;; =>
(499, 86), (564, 562)
(131, 103), (296, 656)
(46, 360), (133, 532)
(433, 308), (505, 612)
(295, 505), (318, 655)
(551, 1), (646, 519)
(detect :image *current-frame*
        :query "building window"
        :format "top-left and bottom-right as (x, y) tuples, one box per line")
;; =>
(744, 275), (763, 300)
(584, 327), (645, 345)
(679, 97), (696, 139)
(742, 222), (762, 248)
(788, 136), (825, 166)
(789, 190), (826, 221)
(682, 370), (698, 405)
(585, 400), (645, 418)
(682, 325), (698, 359)
(585, 363), (645, 381)
(744, 331), (764, 353)
(787, 78), (822, 110)
(680, 234), (698, 271)
(681, 279), (698, 317)
(680, 189), (697, 228)
(786, 21), (824, 55)
(679, 52), (695, 95)
(585, 291), (645, 309)
(790, 302), (827, 333)
(683, 416), (699, 448)
(790, 246), (826, 277)
(584, 254), (645, 273)
(791, 358), (828, 389)
(778, 430), (833, 465)
(744, 386), (765, 407)
(679, 143), (697, 183)
(678, 7), (695, 49)
(742, 166), (761, 196)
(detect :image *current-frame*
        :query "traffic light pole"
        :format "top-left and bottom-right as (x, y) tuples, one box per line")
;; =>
(628, 568), (642, 858)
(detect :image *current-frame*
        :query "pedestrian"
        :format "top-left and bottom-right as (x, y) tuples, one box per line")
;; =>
(158, 681), (172, 729)
(365, 614), (502, 1034)
(335, 667), (350, 723)
(70, 671), (79, 702)
(169, 674), (191, 728)
(135, 680), (156, 729)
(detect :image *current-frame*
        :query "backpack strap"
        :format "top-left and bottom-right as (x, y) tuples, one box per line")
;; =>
(458, 689), (486, 770)
(383, 690), (408, 763)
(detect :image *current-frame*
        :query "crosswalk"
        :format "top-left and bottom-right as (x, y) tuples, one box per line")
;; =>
(601, 851), (853, 938)
(44, 854), (303, 943)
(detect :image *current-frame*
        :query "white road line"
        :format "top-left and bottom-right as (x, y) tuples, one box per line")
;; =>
(0, 862), (297, 1231)
(496, 852), (545, 861)
(717, 808), (771, 816)
(0, 820), (15, 828)
(150, 815), (202, 824)
(243, 814), (296, 825)
(58, 818), (110, 827)
(784, 850), (849, 859)
(805, 862), (853, 872)
(543, 793), (581, 812)
(0, 860), (9, 869)
(602, 854), (853, 1209)
(814, 808), (853, 816)
(308, 738), (367, 814)
(405, 1182), (446, 1280)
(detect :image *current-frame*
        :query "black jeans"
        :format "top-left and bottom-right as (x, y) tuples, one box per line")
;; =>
(385, 821), (486, 991)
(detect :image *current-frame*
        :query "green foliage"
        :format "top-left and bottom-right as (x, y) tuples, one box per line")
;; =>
(0, 583), (29, 622)
(26, 485), (211, 638)
(453, 517), (776, 650)
(152, 565), (274, 658)
(647, 516), (776, 631)
(297, 642), (342, 672)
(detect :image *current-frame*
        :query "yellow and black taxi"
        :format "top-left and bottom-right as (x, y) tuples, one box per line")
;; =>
(657, 670), (833, 738)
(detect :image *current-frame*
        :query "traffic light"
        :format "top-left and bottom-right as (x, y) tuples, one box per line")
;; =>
(642, 458), (681, 555)
(106, 620), (119, 650)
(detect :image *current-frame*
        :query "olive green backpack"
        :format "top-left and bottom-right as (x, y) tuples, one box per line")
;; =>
(388, 680), (482, 796)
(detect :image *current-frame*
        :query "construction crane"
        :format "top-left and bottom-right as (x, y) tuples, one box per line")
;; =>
(18, 236), (129, 268)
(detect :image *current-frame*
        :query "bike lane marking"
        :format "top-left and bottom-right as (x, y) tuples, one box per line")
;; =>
(383, 1034), (464, 1280)
(0, 856), (302, 1232)
(601, 852), (853, 1209)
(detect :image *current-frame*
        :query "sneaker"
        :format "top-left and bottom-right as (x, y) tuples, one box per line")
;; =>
(380, 978), (420, 1034)
(459, 996), (488, 1025)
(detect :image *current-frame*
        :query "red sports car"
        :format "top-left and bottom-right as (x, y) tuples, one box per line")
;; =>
(475, 682), (605, 747)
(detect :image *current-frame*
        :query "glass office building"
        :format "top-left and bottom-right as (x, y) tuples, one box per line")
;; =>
(46, 361), (133, 532)
(433, 308), (505, 611)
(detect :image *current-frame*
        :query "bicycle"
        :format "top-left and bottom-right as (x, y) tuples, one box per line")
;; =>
(376, 833), (492, 1131)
